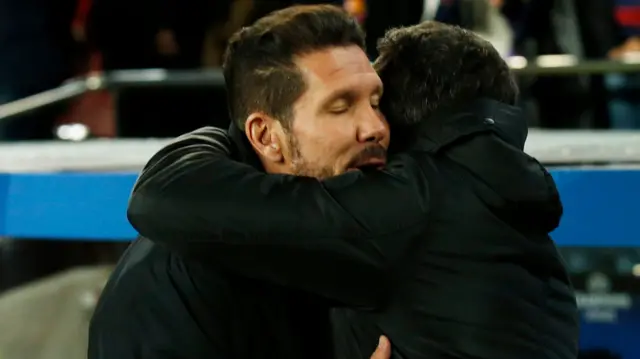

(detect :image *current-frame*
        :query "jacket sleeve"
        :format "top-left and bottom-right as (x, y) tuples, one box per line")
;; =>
(127, 127), (430, 309)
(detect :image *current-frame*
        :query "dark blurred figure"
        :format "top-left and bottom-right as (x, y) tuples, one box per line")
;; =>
(249, 0), (294, 23)
(88, 0), (222, 70)
(543, 0), (640, 129)
(0, 0), (78, 140)
(427, 0), (514, 58)
(502, 0), (593, 128)
(430, 0), (492, 30)
(360, 0), (506, 60)
(249, 1), (343, 25)
(582, 0), (640, 129)
(0, 240), (127, 293)
(361, 0), (424, 59)
(578, 349), (621, 359)
(87, 0), (236, 137)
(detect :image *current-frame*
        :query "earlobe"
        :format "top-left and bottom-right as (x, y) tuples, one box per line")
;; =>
(264, 136), (284, 161)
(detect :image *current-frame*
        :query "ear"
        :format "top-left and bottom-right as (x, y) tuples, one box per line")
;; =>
(245, 112), (285, 164)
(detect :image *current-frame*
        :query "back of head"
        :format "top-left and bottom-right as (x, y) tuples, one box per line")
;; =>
(223, 5), (366, 130)
(374, 21), (518, 126)
(374, 22), (564, 233)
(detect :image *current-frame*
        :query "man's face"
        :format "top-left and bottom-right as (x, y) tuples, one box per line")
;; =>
(283, 45), (390, 178)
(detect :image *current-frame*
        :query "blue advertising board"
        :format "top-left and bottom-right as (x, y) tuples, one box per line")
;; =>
(0, 168), (638, 245)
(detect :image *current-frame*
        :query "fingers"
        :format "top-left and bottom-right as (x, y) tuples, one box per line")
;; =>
(370, 336), (391, 359)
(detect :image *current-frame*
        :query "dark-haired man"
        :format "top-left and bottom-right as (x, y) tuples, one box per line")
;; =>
(89, 5), (392, 359)
(128, 20), (580, 359)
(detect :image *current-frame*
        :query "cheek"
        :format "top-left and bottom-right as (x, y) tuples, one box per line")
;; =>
(294, 119), (356, 163)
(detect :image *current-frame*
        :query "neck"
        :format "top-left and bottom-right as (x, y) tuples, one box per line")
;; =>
(261, 159), (291, 175)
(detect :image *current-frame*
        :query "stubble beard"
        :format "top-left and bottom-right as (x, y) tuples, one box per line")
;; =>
(287, 134), (336, 180)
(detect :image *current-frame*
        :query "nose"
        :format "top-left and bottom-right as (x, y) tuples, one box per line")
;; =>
(356, 107), (389, 145)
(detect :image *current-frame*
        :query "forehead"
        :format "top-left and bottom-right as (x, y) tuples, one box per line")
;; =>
(294, 46), (382, 97)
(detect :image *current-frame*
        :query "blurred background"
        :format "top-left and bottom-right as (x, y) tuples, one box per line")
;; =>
(0, 0), (639, 358)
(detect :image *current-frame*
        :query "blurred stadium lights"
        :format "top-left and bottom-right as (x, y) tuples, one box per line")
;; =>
(55, 123), (90, 141)
(535, 54), (579, 68)
(506, 55), (527, 69)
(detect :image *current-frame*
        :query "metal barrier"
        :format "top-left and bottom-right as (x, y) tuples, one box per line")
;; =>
(3, 54), (640, 121)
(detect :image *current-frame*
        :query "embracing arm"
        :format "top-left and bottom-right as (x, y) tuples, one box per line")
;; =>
(128, 127), (429, 308)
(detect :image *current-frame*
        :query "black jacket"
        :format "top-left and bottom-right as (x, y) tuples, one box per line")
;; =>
(88, 240), (332, 359)
(127, 99), (580, 359)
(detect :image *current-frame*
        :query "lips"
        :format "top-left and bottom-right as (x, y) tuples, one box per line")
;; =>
(346, 144), (388, 171)
(350, 157), (387, 170)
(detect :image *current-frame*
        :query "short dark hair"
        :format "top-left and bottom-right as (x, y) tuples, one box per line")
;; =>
(374, 21), (518, 125)
(223, 5), (366, 130)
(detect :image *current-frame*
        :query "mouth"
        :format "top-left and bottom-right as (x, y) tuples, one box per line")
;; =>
(348, 157), (386, 171)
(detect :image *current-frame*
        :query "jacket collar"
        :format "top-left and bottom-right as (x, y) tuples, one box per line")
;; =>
(407, 98), (528, 153)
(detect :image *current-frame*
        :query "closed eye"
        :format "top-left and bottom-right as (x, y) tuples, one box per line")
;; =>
(329, 107), (349, 114)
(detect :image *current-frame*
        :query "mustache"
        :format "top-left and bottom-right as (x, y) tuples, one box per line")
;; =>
(347, 145), (387, 168)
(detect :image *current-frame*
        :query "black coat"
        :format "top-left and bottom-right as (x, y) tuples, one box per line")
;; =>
(127, 98), (579, 359)
(88, 239), (332, 359)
